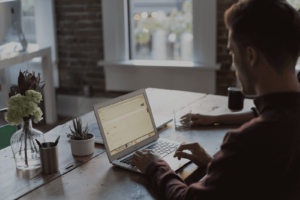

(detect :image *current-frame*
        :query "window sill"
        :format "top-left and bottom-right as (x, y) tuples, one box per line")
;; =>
(98, 60), (219, 93)
(97, 60), (220, 71)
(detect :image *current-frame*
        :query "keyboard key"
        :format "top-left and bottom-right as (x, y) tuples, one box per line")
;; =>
(160, 153), (168, 157)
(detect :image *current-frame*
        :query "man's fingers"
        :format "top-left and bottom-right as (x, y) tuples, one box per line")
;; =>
(135, 150), (143, 156)
(180, 114), (188, 119)
(131, 159), (138, 166)
(180, 114), (190, 119)
(173, 151), (193, 160)
(133, 153), (141, 161)
(176, 142), (200, 152)
(191, 120), (201, 126)
(181, 114), (199, 120)
(142, 149), (152, 153)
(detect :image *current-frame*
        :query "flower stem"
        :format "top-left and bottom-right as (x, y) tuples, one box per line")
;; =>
(29, 134), (34, 153)
(30, 134), (38, 152)
(24, 128), (28, 166)
(19, 132), (24, 155)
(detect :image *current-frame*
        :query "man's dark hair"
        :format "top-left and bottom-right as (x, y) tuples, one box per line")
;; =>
(225, 0), (300, 72)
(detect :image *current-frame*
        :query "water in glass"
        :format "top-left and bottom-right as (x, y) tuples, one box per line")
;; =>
(173, 106), (192, 131)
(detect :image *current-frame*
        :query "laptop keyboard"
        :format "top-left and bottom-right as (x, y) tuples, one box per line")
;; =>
(120, 141), (180, 166)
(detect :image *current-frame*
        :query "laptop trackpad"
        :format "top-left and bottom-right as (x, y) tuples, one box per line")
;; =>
(164, 154), (191, 172)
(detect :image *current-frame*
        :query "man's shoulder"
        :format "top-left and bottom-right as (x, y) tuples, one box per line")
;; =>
(224, 117), (266, 142)
(223, 116), (297, 152)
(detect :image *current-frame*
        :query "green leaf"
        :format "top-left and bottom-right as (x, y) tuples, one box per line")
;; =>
(72, 118), (77, 132)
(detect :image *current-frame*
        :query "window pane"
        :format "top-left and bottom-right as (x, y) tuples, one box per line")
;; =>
(287, 0), (300, 10)
(129, 0), (193, 61)
(21, 0), (36, 43)
(287, 0), (300, 65)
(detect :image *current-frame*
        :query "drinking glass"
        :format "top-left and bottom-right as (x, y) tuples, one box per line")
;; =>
(173, 106), (192, 131)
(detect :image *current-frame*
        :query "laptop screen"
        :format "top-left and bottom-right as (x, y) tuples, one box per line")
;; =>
(97, 94), (156, 156)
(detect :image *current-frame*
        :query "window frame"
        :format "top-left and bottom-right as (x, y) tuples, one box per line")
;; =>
(102, 0), (217, 65)
(127, 0), (194, 61)
(101, 0), (220, 94)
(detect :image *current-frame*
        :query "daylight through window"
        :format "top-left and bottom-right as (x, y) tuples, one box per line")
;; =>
(287, 0), (300, 9)
(129, 0), (193, 61)
(21, 0), (36, 43)
(287, 0), (300, 65)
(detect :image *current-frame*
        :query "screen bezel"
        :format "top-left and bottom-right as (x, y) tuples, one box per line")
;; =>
(93, 88), (159, 163)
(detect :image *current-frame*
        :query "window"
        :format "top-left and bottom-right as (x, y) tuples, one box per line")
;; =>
(21, 0), (36, 44)
(128, 0), (193, 61)
(101, 0), (218, 93)
(0, 0), (36, 49)
(287, 0), (300, 65)
(287, 0), (300, 9)
(2, 0), (58, 88)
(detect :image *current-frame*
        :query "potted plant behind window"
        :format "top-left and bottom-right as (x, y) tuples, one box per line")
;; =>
(66, 117), (94, 156)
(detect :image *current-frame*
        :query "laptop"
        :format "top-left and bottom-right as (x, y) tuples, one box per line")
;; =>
(93, 89), (191, 173)
(92, 116), (173, 144)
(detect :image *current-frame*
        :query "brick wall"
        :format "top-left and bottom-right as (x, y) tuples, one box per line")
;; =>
(54, 0), (238, 97)
(54, 0), (106, 97)
(216, 0), (238, 95)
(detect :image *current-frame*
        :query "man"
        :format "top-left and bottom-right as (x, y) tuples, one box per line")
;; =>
(131, 0), (300, 199)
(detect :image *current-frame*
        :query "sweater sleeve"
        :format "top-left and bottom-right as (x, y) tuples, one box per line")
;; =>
(145, 159), (189, 200)
(145, 131), (255, 200)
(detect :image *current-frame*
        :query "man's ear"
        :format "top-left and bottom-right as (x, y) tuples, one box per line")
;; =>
(246, 46), (258, 68)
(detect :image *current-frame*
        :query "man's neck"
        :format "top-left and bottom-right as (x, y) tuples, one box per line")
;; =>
(255, 71), (300, 96)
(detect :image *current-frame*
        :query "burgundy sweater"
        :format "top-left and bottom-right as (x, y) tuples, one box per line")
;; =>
(146, 92), (300, 200)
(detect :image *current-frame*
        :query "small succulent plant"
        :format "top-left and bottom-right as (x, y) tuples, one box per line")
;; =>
(66, 117), (90, 140)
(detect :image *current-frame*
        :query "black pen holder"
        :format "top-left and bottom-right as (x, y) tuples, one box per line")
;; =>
(39, 142), (59, 174)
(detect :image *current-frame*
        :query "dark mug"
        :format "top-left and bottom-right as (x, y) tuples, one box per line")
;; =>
(228, 87), (244, 110)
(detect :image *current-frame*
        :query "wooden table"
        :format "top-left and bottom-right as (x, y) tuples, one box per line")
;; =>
(0, 88), (255, 200)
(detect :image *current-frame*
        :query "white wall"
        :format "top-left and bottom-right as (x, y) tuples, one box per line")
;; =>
(105, 66), (216, 94)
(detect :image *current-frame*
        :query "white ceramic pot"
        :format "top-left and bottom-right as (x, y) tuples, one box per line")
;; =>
(70, 134), (95, 156)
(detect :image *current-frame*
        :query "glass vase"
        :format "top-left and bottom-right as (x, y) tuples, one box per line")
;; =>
(10, 119), (45, 170)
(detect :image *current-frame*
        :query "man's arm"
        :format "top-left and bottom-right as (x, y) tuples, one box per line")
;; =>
(214, 109), (256, 125)
(146, 159), (189, 200)
(186, 109), (256, 126)
(133, 130), (255, 200)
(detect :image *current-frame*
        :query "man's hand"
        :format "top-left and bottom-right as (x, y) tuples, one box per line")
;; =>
(131, 149), (162, 173)
(173, 142), (213, 167)
(181, 114), (216, 126)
